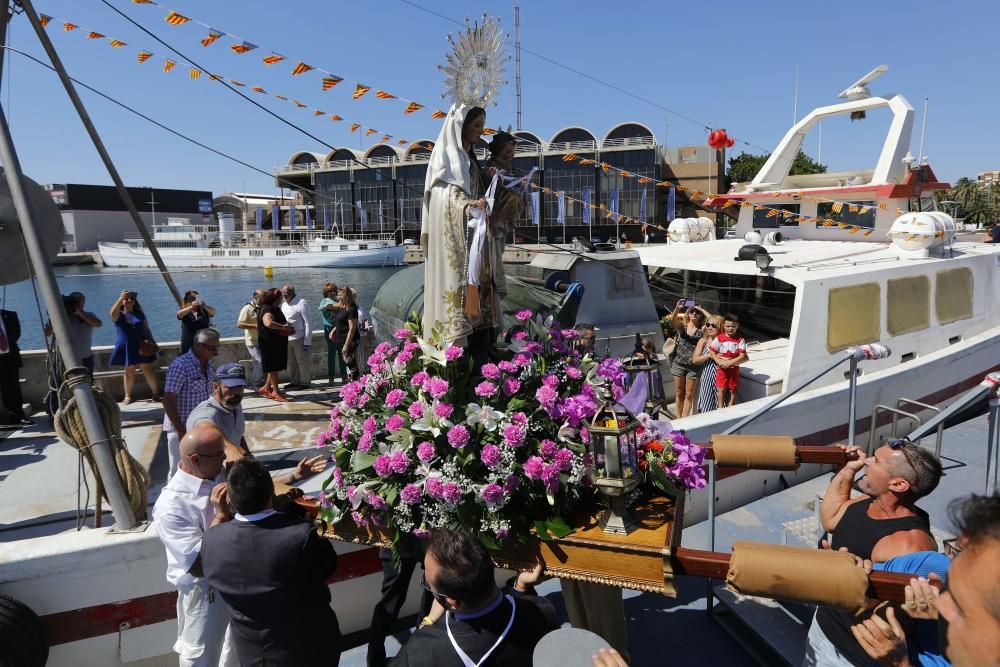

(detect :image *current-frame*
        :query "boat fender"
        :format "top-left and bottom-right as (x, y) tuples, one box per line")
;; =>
(710, 434), (798, 470)
(0, 593), (49, 666)
(726, 541), (868, 615)
(764, 231), (784, 245)
(743, 230), (764, 244)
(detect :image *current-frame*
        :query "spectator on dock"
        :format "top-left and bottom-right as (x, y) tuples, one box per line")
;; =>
(0, 308), (31, 427)
(280, 283), (312, 390)
(236, 290), (264, 388)
(163, 328), (219, 480)
(692, 315), (723, 414)
(109, 290), (159, 406)
(176, 290), (216, 355)
(257, 288), (292, 402)
(151, 423), (236, 667)
(389, 528), (556, 666)
(708, 313), (747, 408)
(200, 457), (342, 667)
(669, 299), (709, 418)
(44, 292), (102, 376)
(803, 439), (943, 667)
(318, 282), (346, 384)
(332, 285), (360, 382)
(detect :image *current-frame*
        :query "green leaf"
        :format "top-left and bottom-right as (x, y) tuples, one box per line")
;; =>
(351, 451), (378, 472)
(544, 516), (574, 538)
(506, 397), (526, 413)
(383, 485), (399, 507)
(533, 519), (553, 541)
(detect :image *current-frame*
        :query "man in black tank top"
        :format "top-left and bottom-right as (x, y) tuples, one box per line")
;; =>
(803, 441), (943, 667)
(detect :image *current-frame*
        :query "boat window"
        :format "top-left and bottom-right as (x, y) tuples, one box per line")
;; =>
(752, 203), (800, 228)
(249, 250), (263, 257)
(212, 250), (224, 257)
(228, 250), (240, 257)
(935, 268), (973, 324)
(359, 244), (368, 250)
(827, 283), (880, 352)
(276, 250), (290, 256)
(887, 276), (930, 335)
(816, 201), (876, 229)
(647, 267), (796, 343)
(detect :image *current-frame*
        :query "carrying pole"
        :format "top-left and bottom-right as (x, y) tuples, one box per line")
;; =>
(18, 0), (182, 307)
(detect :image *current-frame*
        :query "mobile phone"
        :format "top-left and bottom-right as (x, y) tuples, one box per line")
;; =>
(682, 298), (695, 308)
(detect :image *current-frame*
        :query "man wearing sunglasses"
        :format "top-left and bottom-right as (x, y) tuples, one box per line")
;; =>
(152, 423), (236, 667)
(163, 328), (220, 480)
(804, 439), (943, 667)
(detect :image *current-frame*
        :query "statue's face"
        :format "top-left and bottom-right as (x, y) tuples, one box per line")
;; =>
(462, 112), (485, 147)
(498, 141), (516, 163)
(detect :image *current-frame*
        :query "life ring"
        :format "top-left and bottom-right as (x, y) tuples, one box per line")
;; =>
(0, 593), (48, 667)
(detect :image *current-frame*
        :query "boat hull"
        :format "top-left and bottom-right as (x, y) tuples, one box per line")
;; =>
(97, 242), (405, 269)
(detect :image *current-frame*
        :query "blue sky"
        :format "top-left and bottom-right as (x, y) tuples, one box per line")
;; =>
(4, 0), (998, 196)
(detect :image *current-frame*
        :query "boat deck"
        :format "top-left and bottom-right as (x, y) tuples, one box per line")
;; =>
(0, 382), (992, 665)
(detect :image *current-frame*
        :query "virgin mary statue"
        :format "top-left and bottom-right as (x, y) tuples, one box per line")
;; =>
(420, 16), (507, 354)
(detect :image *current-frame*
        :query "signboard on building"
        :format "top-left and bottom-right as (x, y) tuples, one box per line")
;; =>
(49, 189), (67, 206)
(198, 198), (213, 214)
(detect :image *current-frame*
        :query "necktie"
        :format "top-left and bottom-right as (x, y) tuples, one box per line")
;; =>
(0, 320), (8, 354)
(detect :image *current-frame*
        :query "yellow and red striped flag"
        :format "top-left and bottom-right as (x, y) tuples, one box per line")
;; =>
(231, 42), (257, 55)
(109, 39), (127, 48)
(274, 95), (287, 100)
(848, 204), (858, 213)
(132, 0), (156, 3)
(741, 201), (753, 208)
(208, 74), (221, 81)
(263, 53), (286, 65)
(63, 23), (77, 31)
(863, 229), (873, 237)
(831, 202), (844, 213)
(252, 86), (267, 94)
(723, 200), (737, 208)
(189, 68), (201, 79)
(404, 102), (424, 114)
(229, 80), (245, 87)
(201, 30), (223, 47)
(379, 135), (391, 143)
(838, 222), (849, 229)
(350, 123), (361, 133)
(482, 128), (496, 135)
(314, 110), (325, 117)
(293, 100), (307, 108)
(87, 31), (105, 39)
(676, 185), (688, 191)
(163, 59), (176, 73)
(639, 177), (652, 184)
(352, 84), (371, 100)
(619, 171), (632, 178)
(137, 51), (153, 63)
(375, 91), (396, 99)
(878, 202), (888, 210)
(599, 162), (610, 174)
(329, 115), (343, 121)
(398, 139), (407, 145)
(579, 159), (595, 166)
(364, 128), (377, 136)
(766, 209), (779, 218)
(164, 11), (190, 26)
(39, 14), (51, 27)
(431, 110), (446, 119)
(322, 76), (343, 91)
(291, 62), (314, 76)
(896, 208), (905, 214)
(849, 225), (861, 234)
(562, 154), (578, 162)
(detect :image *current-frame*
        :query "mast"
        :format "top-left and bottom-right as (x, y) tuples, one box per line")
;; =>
(514, 1), (522, 130)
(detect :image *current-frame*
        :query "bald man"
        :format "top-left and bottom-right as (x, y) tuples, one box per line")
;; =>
(152, 424), (237, 667)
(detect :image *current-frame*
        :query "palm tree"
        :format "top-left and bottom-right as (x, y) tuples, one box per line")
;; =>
(942, 177), (999, 227)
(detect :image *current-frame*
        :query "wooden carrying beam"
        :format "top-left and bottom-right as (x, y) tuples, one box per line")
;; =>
(702, 436), (853, 469)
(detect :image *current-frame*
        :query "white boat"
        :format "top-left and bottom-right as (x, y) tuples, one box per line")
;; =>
(98, 218), (405, 269)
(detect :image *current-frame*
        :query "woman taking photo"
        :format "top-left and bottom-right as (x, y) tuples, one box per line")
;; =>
(256, 287), (293, 402)
(175, 290), (215, 355)
(693, 315), (723, 414)
(669, 299), (710, 418)
(332, 285), (360, 381)
(109, 290), (159, 405)
(317, 282), (346, 384)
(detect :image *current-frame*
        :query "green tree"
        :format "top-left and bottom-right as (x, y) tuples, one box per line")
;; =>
(942, 177), (999, 226)
(727, 150), (827, 187)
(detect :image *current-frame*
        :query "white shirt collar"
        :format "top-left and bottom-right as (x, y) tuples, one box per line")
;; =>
(234, 508), (278, 522)
(170, 467), (219, 494)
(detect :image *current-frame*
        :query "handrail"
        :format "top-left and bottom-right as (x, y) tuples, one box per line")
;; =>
(895, 398), (943, 457)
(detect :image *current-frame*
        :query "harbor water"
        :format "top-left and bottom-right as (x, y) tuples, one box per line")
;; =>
(0, 264), (405, 351)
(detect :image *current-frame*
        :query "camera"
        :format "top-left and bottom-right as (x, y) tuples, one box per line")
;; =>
(62, 294), (79, 316)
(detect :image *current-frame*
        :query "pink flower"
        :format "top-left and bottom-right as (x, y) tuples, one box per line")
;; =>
(481, 483), (504, 506)
(411, 371), (429, 387)
(395, 349), (414, 365)
(330, 404), (341, 419)
(367, 494), (387, 511)
(385, 389), (406, 408)
(413, 527), (430, 539)
(356, 392), (371, 407)
(502, 425), (525, 447)
(515, 309), (534, 321)
(363, 415), (378, 434)
(502, 377), (521, 396)
(513, 353), (530, 367)
(442, 482), (462, 504)
(565, 366), (582, 380)
(542, 463), (561, 493)
(510, 412), (528, 428)
(481, 363), (501, 379)
(498, 360), (518, 373)
(434, 403), (454, 419)
(373, 454), (392, 477)
(495, 526), (510, 540)
(524, 342), (542, 354)
(423, 377), (449, 399)
(560, 328), (580, 340)
(340, 423), (351, 439)
(513, 331), (529, 341)
(319, 490), (333, 509)
(539, 439), (557, 458)
(448, 424), (471, 448)
(480, 444), (501, 468)
(542, 374), (560, 388)
(367, 352), (386, 368)
(416, 441), (435, 462)
(535, 385), (558, 409)
(316, 431), (333, 448)
(332, 467), (344, 489)
(351, 511), (368, 527)
(390, 450), (409, 474)
(385, 415), (406, 432)
(375, 342), (394, 356)
(503, 474), (519, 493)
(401, 484), (422, 505)
(445, 346), (464, 361)
(523, 456), (544, 479)
(394, 328), (411, 340)
(475, 381), (497, 397)
(357, 433), (373, 453)
(555, 448), (574, 471)
(425, 477), (444, 498)
(408, 402), (425, 419)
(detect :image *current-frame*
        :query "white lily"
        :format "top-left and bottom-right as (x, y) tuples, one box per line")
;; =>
(347, 480), (379, 510)
(466, 402), (505, 432)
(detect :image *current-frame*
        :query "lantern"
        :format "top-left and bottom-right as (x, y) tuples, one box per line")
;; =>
(587, 386), (642, 534)
(623, 355), (662, 417)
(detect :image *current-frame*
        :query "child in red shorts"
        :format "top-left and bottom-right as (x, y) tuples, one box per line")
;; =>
(708, 314), (748, 407)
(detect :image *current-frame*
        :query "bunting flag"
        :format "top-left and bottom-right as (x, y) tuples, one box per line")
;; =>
(291, 62), (314, 76)
(766, 209), (779, 218)
(353, 84), (371, 100)
(293, 100), (307, 108)
(110, 39), (127, 48)
(39, 14), (51, 27)
(329, 115), (343, 121)
(431, 110), (446, 119)
(251, 85), (266, 93)
(397, 139), (407, 145)
(164, 11), (190, 26)
(667, 186), (675, 221)
(557, 191), (566, 226)
(531, 191), (540, 226)
(201, 29), (223, 47)
(314, 110), (325, 117)
(271, 203), (280, 231)
(375, 91), (396, 99)
(189, 68), (201, 79)
(255, 206), (263, 232)
(482, 128), (496, 135)
(563, 154), (578, 162)
(132, 0), (156, 4)
(229, 80), (245, 87)
(230, 41), (257, 54)
(364, 128), (377, 136)
(831, 202), (844, 213)
(63, 23), (77, 31)
(600, 162), (611, 174)
(163, 59), (176, 73)
(878, 202), (888, 210)
(137, 51), (153, 63)
(274, 95), (287, 100)
(87, 31), (105, 39)
(640, 188), (648, 222)
(379, 135), (391, 143)
(404, 102), (424, 114)
(263, 53), (286, 65)
(322, 76), (343, 91)
(350, 123), (361, 133)
(582, 187), (592, 226)
(848, 204), (858, 213)
(209, 74), (222, 81)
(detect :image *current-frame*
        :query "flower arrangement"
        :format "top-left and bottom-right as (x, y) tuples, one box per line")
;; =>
(315, 310), (627, 549)
(635, 413), (707, 495)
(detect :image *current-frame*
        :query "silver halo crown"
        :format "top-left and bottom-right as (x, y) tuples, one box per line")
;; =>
(438, 14), (508, 108)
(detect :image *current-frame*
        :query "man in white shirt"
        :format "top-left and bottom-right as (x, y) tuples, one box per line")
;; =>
(235, 290), (264, 388)
(152, 423), (237, 667)
(280, 283), (312, 390)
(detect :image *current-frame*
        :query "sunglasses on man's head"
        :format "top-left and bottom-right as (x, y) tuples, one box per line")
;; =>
(420, 573), (449, 603)
(886, 438), (917, 478)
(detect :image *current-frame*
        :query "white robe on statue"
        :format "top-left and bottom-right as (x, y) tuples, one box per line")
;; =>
(420, 103), (486, 347)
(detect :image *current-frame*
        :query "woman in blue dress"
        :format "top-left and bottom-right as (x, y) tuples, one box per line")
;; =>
(109, 290), (159, 405)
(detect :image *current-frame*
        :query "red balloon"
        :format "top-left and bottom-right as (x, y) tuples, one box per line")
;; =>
(708, 128), (731, 150)
(726, 137), (735, 148)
